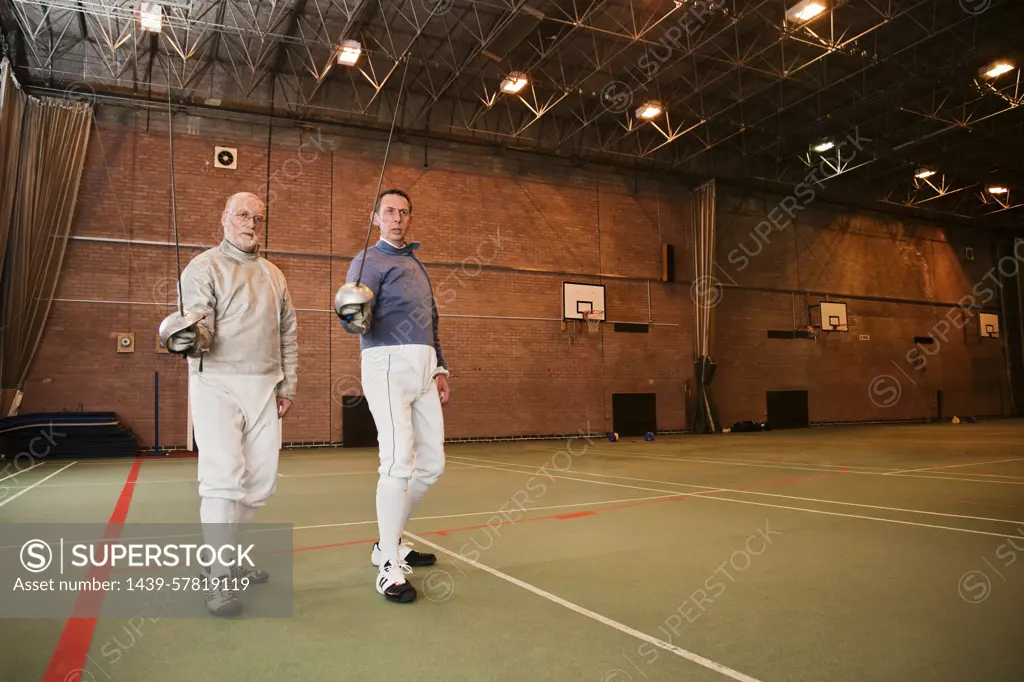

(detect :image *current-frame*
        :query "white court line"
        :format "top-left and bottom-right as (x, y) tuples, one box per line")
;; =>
(688, 496), (1024, 540)
(446, 456), (1024, 540)
(0, 462), (481, 489)
(0, 468), (380, 489)
(450, 458), (732, 498)
(547, 445), (1024, 477)
(277, 469), (379, 478)
(404, 531), (765, 682)
(884, 458), (1024, 475)
(931, 471), (1024, 480)
(279, 462), (479, 478)
(0, 461), (45, 484)
(586, 450), (897, 474)
(291, 493), (683, 533)
(585, 449), (1024, 485)
(449, 455), (1024, 526)
(0, 462), (76, 508)
(43, 449), (382, 466)
(0, 493), (682, 551)
(666, 456), (898, 472)
(524, 445), (901, 472)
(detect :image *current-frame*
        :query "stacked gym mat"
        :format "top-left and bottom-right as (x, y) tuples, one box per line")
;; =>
(0, 412), (140, 460)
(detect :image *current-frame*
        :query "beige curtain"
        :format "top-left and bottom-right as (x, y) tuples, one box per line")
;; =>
(0, 57), (93, 416)
(0, 59), (25, 307)
(690, 179), (720, 433)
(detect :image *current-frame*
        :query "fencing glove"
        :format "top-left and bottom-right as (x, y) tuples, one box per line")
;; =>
(167, 329), (197, 354)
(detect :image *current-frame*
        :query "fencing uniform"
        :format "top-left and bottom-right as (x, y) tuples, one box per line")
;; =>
(342, 237), (448, 602)
(179, 238), (298, 613)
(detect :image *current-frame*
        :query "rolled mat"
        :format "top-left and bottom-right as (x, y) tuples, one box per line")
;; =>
(0, 412), (140, 460)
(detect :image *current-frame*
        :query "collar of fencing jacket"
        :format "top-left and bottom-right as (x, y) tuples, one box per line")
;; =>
(376, 237), (420, 255)
(220, 237), (260, 262)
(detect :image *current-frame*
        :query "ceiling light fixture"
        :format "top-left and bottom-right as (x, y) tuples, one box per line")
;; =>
(636, 100), (663, 120)
(501, 72), (528, 94)
(811, 139), (834, 153)
(140, 2), (162, 33)
(980, 60), (1015, 78)
(915, 168), (936, 179)
(987, 185), (1009, 195)
(786, 0), (826, 22)
(337, 40), (361, 66)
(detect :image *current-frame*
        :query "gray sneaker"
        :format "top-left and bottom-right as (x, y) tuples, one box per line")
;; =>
(234, 564), (269, 584)
(205, 587), (242, 617)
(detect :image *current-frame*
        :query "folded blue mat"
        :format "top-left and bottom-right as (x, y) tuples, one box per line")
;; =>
(0, 411), (139, 460)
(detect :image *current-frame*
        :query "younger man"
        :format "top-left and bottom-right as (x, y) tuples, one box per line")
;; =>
(337, 189), (450, 603)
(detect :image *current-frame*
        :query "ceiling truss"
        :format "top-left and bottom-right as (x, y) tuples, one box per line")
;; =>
(3, 0), (1022, 227)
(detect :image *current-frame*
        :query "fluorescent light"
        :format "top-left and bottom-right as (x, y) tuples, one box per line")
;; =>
(501, 72), (528, 94)
(140, 2), (162, 33)
(915, 168), (936, 179)
(811, 139), (834, 153)
(987, 185), (1009, 194)
(636, 100), (663, 119)
(794, 2), (826, 20)
(980, 60), (1014, 78)
(787, 0), (826, 22)
(337, 40), (361, 66)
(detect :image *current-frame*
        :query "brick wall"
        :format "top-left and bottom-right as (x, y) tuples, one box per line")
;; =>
(22, 110), (694, 447)
(712, 187), (1014, 426)
(20, 109), (1014, 448)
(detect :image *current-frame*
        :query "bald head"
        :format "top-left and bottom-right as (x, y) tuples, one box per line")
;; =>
(225, 192), (263, 212)
(221, 192), (265, 253)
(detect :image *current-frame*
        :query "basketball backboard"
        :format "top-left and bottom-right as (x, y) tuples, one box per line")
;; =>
(563, 282), (606, 320)
(979, 312), (999, 339)
(819, 301), (849, 332)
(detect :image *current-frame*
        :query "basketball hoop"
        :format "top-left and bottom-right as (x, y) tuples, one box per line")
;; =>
(582, 309), (603, 334)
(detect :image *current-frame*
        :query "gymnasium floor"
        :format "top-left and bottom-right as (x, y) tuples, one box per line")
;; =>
(2, 420), (1024, 682)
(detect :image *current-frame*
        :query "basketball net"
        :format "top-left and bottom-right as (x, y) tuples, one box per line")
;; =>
(583, 310), (603, 334)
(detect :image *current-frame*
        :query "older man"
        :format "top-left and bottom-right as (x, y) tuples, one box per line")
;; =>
(337, 188), (450, 604)
(164, 191), (298, 617)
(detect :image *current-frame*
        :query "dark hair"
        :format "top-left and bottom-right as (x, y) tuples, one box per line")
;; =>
(375, 189), (412, 214)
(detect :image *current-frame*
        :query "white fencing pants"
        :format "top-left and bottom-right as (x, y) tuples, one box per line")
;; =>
(361, 345), (445, 566)
(190, 374), (281, 577)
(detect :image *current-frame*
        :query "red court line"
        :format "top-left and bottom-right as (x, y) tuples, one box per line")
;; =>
(60, 464), (850, 609)
(41, 456), (142, 682)
(273, 469), (844, 552)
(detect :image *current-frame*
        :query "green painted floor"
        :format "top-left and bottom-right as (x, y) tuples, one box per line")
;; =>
(3, 420), (1024, 681)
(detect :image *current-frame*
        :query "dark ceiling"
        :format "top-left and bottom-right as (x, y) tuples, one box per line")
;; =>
(2, 0), (1022, 226)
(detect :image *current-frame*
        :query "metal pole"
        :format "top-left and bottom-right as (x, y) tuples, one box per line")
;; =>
(153, 371), (159, 455)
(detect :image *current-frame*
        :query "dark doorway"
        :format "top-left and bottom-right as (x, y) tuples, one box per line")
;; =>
(342, 396), (378, 448)
(612, 393), (657, 437)
(765, 390), (809, 429)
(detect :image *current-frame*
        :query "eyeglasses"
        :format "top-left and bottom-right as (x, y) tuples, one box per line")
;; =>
(380, 207), (410, 217)
(230, 211), (265, 226)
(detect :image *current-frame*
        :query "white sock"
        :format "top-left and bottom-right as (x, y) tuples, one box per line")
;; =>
(401, 478), (430, 532)
(200, 498), (236, 579)
(376, 476), (407, 568)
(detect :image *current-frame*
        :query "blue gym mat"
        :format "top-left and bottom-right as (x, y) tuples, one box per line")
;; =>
(0, 412), (140, 460)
